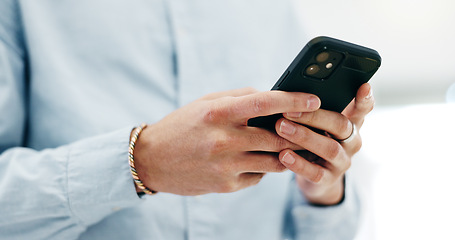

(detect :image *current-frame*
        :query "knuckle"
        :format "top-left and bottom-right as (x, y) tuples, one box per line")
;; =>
(301, 112), (316, 124)
(326, 141), (342, 161)
(368, 102), (375, 112)
(199, 92), (217, 101)
(217, 181), (238, 193)
(359, 101), (375, 114)
(310, 168), (324, 184)
(274, 161), (288, 172)
(338, 118), (351, 136)
(202, 106), (221, 124)
(337, 159), (352, 175)
(215, 135), (230, 151)
(202, 101), (231, 124)
(252, 94), (273, 114)
(274, 136), (290, 150)
(351, 136), (363, 154)
(210, 161), (230, 176)
(243, 87), (258, 95)
(338, 153), (352, 173)
(209, 133), (233, 154)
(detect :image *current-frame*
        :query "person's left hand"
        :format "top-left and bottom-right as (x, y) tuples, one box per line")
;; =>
(275, 83), (374, 205)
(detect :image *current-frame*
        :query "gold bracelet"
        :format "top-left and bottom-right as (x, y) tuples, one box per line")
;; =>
(129, 123), (157, 195)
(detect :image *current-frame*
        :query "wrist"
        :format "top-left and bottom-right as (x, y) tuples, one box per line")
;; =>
(298, 176), (345, 206)
(129, 124), (157, 195)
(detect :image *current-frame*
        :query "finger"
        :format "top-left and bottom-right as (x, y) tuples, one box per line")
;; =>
(224, 91), (320, 122)
(206, 126), (302, 156)
(276, 119), (350, 170)
(279, 150), (329, 184)
(234, 152), (287, 173)
(199, 87), (259, 101)
(239, 126), (303, 152)
(342, 83), (374, 127)
(283, 109), (352, 141)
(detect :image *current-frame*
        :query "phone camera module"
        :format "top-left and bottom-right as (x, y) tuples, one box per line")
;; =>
(316, 52), (330, 63)
(303, 50), (344, 80)
(305, 64), (320, 75)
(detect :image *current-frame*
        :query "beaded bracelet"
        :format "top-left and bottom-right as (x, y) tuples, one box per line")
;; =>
(129, 123), (157, 195)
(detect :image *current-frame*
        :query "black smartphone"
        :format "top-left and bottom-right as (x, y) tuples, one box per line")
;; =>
(247, 36), (381, 131)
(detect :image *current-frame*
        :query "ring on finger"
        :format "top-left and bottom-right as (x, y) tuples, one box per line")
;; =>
(338, 122), (357, 144)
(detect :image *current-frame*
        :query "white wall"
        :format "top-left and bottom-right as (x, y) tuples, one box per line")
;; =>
(293, 0), (455, 105)
(354, 104), (455, 239)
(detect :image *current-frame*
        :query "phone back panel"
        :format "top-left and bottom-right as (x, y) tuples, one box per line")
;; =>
(248, 36), (381, 131)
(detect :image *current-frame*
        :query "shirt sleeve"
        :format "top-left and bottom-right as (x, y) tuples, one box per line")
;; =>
(0, 2), (142, 239)
(0, 128), (144, 239)
(286, 173), (360, 240)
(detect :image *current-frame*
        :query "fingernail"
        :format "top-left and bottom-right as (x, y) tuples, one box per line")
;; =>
(365, 87), (373, 100)
(307, 96), (320, 110)
(282, 152), (295, 165)
(285, 112), (302, 118)
(280, 120), (296, 135)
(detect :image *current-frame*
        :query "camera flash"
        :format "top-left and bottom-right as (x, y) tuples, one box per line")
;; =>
(326, 62), (333, 69)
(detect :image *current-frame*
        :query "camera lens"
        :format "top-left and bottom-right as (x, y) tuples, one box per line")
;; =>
(316, 52), (329, 63)
(305, 64), (320, 75)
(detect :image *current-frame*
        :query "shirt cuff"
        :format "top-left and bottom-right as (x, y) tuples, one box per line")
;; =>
(290, 172), (360, 240)
(66, 126), (142, 227)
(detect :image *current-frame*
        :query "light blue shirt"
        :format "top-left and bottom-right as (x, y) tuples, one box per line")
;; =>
(447, 84), (455, 102)
(0, 1), (360, 239)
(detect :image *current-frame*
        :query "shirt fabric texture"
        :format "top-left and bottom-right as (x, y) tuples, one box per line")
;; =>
(0, 1), (360, 239)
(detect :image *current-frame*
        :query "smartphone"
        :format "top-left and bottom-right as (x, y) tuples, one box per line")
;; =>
(247, 36), (381, 131)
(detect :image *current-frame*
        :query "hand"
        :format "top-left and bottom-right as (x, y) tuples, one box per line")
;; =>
(133, 88), (321, 196)
(275, 83), (374, 205)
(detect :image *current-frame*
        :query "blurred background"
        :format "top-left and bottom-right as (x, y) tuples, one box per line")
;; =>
(293, 0), (455, 239)
(295, 0), (455, 105)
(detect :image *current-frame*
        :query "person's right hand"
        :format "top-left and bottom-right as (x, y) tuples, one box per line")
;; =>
(133, 88), (321, 196)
